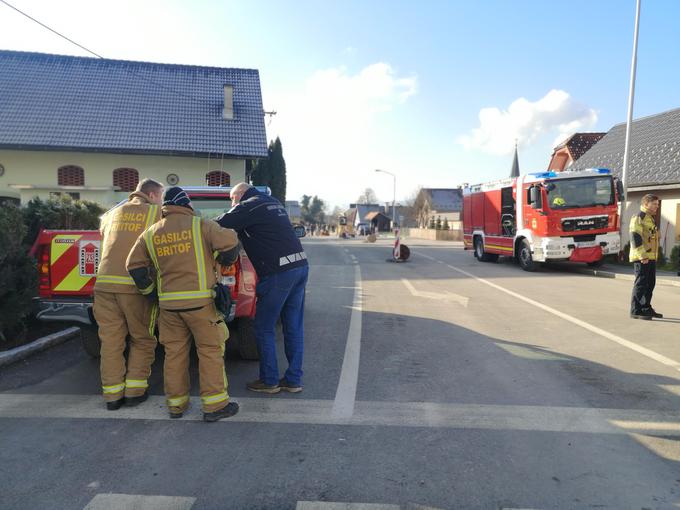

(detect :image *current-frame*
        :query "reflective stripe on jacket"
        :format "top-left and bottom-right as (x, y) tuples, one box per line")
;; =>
(126, 205), (239, 310)
(95, 192), (160, 294)
(629, 206), (659, 262)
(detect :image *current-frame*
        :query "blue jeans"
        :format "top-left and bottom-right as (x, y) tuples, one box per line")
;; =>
(254, 265), (308, 386)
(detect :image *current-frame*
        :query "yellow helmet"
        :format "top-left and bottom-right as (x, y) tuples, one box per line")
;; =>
(553, 197), (566, 206)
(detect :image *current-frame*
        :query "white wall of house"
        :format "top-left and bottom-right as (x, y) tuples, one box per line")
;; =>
(621, 188), (680, 257)
(0, 149), (246, 207)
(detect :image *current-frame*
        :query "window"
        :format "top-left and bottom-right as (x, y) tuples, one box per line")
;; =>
(206, 171), (230, 187)
(113, 168), (139, 192)
(58, 165), (84, 186)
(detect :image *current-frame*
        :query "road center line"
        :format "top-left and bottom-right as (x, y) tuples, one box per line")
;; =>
(332, 264), (363, 418)
(415, 252), (680, 373)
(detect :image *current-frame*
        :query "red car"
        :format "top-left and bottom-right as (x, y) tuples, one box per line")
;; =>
(31, 186), (264, 359)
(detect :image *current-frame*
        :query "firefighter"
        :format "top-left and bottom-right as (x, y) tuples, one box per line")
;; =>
(629, 194), (662, 320)
(126, 186), (241, 422)
(94, 178), (163, 410)
(552, 196), (566, 207)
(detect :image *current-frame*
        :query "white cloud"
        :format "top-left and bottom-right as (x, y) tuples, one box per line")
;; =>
(457, 89), (598, 155)
(265, 63), (417, 207)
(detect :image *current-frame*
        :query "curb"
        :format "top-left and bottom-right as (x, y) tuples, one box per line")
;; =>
(0, 326), (81, 367)
(566, 266), (680, 287)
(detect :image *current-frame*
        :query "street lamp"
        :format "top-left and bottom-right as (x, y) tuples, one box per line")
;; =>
(375, 169), (396, 232)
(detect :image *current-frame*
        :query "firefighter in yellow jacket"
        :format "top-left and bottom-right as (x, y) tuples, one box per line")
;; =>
(629, 193), (662, 320)
(94, 178), (163, 410)
(126, 186), (241, 422)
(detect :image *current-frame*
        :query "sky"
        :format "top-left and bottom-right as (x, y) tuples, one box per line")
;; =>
(1, 0), (679, 210)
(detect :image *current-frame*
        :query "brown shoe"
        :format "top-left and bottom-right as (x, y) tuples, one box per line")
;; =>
(246, 379), (281, 394)
(279, 378), (302, 393)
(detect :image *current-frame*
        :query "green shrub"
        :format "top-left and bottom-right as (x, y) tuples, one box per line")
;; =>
(435, 216), (442, 230)
(428, 216), (435, 229)
(656, 246), (668, 266)
(442, 218), (450, 230)
(670, 245), (680, 270)
(22, 196), (105, 246)
(0, 205), (37, 344)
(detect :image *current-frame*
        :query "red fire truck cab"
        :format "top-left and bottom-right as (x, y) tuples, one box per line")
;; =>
(463, 168), (623, 271)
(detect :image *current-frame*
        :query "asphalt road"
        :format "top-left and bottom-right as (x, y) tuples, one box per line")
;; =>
(1, 237), (680, 510)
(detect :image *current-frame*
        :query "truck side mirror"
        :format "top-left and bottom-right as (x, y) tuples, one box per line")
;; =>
(616, 180), (625, 202)
(530, 186), (540, 209)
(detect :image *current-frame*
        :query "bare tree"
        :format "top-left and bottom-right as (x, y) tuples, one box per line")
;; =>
(402, 186), (425, 228)
(329, 205), (344, 225)
(357, 188), (379, 204)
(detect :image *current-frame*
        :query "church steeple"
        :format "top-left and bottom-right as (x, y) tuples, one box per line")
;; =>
(510, 140), (520, 178)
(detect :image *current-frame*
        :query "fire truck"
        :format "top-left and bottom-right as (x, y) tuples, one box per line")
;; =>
(30, 186), (277, 360)
(463, 168), (623, 271)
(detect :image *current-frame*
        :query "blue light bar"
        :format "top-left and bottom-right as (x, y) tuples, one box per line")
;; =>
(529, 171), (557, 178)
(582, 167), (611, 174)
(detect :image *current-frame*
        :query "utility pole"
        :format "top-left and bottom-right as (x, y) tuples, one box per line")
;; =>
(620, 0), (641, 249)
(375, 169), (396, 231)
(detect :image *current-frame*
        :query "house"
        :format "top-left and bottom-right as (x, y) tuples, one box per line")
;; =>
(570, 108), (680, 254)
(413, 188), (463, 228)
(345, 203), (385, 233)
(364, 211), (392, 232)
(0, 50), (268, 206)
(285, 200), (302, 224)
(547, 132), (606, 171)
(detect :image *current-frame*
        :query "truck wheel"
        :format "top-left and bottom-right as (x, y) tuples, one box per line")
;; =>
(234, 318), (259, 360)
(474, 237), (499, 262)
(518, 239), (537, 272)
(81, 326), (101, 358)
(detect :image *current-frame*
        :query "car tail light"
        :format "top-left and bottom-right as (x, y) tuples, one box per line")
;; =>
(220, 264), (236, 277)
(231, 260), (241, 299)
(38, 246), (50, 295)
(219, 260), (240, 300)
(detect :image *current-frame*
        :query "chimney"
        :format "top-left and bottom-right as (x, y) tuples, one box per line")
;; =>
(223, 85), (234, 120)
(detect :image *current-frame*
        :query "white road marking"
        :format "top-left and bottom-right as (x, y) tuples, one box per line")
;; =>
(84, 494), (195, 510)
(296, 503), (400, 510)
(415, 252), (680, 374)
(2, 393), (680, 436)
(401, 278), (469, 307)
(332, 264), (363, 418)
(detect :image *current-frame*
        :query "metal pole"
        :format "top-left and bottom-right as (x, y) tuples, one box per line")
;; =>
(620, 0), (641, 247)
(392, 173), (396, 232)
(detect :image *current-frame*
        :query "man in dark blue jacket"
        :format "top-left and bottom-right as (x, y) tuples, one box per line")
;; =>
(215, 183), (308, 393)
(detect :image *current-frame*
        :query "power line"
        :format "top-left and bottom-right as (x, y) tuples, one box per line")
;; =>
(0, 0), (213, 106)
(0, 0), (103, 58)
(0, 0), (272, 118)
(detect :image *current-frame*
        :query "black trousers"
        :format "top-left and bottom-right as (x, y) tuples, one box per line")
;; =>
(631, 260), (656, 314)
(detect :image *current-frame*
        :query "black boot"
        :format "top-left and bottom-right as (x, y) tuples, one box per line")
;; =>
(124, 392), (148, 407)
(203, 401), (239, 422)
(106, 398), (124, 411)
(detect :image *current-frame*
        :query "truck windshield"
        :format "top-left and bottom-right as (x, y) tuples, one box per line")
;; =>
(191, 197), (232, 219)
(546, 176), (614, 209)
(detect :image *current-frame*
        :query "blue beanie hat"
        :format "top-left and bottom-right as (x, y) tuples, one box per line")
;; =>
(163, 186), (192, 209)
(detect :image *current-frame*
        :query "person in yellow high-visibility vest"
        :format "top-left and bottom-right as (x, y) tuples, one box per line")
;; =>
(126, 186), (241, 422)
(629, 194), (662, 320)
(94, 178), (163, 410)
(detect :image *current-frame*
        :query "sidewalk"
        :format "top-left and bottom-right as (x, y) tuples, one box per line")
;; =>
(553, 262), (680, 288)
